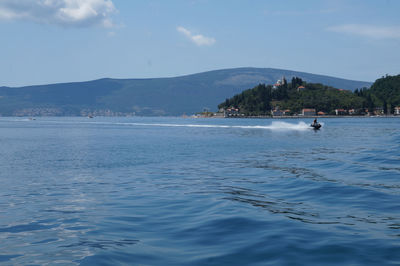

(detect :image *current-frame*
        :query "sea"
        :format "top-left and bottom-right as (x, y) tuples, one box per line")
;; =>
(0, 117), (399, 265)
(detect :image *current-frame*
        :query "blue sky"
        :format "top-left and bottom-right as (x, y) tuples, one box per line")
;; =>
(0, 0), (399, 87)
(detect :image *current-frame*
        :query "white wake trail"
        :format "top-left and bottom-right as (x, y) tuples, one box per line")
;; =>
(114, 121), (313, 131)
(12, 119), (317, 131)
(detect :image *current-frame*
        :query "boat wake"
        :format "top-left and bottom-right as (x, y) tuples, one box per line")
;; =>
(13, 119), (320, 131)
(113, 121), (314, 131)
(260, 121), (312, 131)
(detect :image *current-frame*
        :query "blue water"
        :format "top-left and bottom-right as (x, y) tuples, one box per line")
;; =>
(0, 117), (399, 265)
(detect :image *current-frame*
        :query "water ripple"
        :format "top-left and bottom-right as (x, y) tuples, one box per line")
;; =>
(1, 117), (400, 265)
(60, 238), (139, 250)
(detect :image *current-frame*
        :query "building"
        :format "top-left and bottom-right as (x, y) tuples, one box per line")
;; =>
(224, 107), (240, 117)
(271, 110), (283, 116)
(271, 106), (283, 116)
(272, 76), (287, 89)
(213, 112), (225, 118)
(335, 109), (347, 115)
(302, 108), (316, 116)
(395, 107), (400, 115)
(317, 111), (326, 116)
(271, 107), (291, 116)
(273, 80), (282, 89)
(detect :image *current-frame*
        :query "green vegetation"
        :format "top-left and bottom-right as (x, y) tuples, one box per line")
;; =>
(355, 74), (400, 114)
(219, 75), (400, 116)
(218, 77), (363, 116)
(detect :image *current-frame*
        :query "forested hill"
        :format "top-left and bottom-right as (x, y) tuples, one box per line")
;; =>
(0, 68), (371, 116)
(355, 74), (400, 114)
(219, 74), (400, 116)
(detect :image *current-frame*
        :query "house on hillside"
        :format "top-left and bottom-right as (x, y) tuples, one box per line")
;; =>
(302, 108), (316, 116)
(273, 81), (281, 89)
(272, 76), (287, 89)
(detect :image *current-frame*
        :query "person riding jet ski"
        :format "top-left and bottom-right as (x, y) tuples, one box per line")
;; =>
(311, 118), (321, 129)
(312, 118), (317, 126)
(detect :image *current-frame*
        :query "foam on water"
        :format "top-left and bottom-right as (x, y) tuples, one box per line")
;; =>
(80, 120), (314, 131)
(125, 121), (313, 131)
(3, 118), (319, 131)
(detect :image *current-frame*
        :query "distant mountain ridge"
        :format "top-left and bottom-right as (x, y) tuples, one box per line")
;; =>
(0, 67), (372, 116)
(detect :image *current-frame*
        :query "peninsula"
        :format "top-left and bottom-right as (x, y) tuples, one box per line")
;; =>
(217, 74), (400, 117)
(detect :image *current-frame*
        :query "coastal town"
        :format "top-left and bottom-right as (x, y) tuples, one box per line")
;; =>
(219, 106), (400, 118)
(210, 76), (400, 118)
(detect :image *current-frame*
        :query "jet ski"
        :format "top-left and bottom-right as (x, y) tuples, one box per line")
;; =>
(311, 123), (322, 129)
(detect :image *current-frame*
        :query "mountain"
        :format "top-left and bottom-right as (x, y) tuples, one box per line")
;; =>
(0, 67), (372, 116)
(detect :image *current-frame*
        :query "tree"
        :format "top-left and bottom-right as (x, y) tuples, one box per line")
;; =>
(217, 74), (400, 116)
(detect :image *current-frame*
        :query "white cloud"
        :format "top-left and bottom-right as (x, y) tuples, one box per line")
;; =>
(0, 0), (117, 28)
(177, 26), (216, 46)
(327, 24), (400, 39)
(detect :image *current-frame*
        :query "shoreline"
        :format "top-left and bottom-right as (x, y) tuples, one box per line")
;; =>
(1, 115), (399, 119)
(220, 115), (400, 119)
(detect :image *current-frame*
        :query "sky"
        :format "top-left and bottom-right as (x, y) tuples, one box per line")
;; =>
(0, 0), (399, 87)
